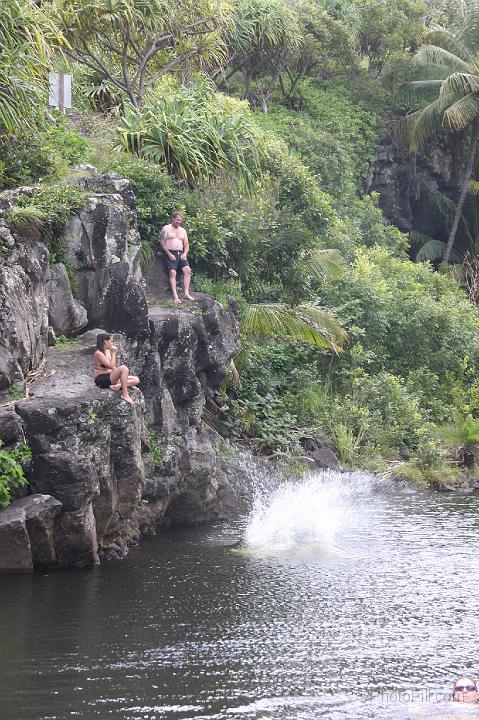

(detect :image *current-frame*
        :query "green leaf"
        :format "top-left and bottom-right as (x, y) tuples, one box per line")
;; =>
(241, 302), (346, 353)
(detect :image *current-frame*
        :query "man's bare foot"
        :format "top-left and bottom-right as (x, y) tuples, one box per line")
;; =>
(109, 383), (121, 391)
(121, 394), (135, 406)
(173, 297), (181, 304)
(184, 293), (194, 300)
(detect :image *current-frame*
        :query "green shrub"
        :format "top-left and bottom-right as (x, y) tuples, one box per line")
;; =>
(221, 384), (308, 455)
(118, 80), (263, 192)
(0, 441), (29, 508)
(320, 246), (479, 404)
(255, 106), (354, 199)
(220, 341), (326, 455)
(8, 384), (26, 401)
(15, 184), (86, 257)
(0, 117), (87, 191)
(8, 206), (46, 239)
(41, 114), (88, 166)
(439, 413), (479, 449)
(295, 79), (382, 188)
(330, 372), (425, 453)
(63, 260), (79, 296)
(55, 335), (75, 348)
(193, 274), (248, 314)
(149, 427), (163, 468)
(330, 422), (365, 466)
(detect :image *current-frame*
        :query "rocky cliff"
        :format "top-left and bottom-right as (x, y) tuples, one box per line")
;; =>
(368, 139), (458, 244)
(0, 171), (241, 573)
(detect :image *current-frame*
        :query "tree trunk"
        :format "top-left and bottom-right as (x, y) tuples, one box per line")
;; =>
(443, 118), (479, 263)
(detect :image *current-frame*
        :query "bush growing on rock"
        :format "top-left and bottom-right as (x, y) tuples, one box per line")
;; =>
(0, 118), (87, 191)
(0, 441), (29, 508)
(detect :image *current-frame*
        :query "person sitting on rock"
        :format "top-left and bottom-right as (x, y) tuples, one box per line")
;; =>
(159, 210), (194, 304)
(452, 676), (479, 703)
(93, 333), (139, 406)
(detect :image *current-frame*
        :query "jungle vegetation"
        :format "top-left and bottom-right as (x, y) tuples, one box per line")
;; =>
(3, 0), (479, 483)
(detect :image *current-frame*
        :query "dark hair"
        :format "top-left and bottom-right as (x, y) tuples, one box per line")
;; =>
(171, 210), (183, 219)
(96, 333), (111, 351)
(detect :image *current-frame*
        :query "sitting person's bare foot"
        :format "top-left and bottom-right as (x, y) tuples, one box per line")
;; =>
(184, 293), (194, 300)
(121, 394), (135, 405)
(109, 383), (121, 391)
(173, 296), (181, 304)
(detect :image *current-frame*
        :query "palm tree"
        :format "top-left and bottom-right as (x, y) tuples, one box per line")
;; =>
(400, 2), (479, 262)
(241, 249), (347, 354)
(0, 1), (60, 132)
(241, 302), (346, 352)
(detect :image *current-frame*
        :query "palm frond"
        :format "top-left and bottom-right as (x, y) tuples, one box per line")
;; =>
(241, 303), (346, 354)
(397, 95), (453, 151)
(424, 27), (475, 65)
(416, 238), (462, 263)
(309, 248), (344, 281)
(440, 72), (479, 97)
(414, 44), (472, 73)
(444, 92), (479, 131)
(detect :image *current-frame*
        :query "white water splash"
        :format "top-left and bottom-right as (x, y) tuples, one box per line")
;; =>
(244, 469), (382, 557)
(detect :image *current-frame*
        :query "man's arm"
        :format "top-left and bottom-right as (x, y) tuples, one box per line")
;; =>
(181, 230), (189, 260)
(160, 226), (175, 260)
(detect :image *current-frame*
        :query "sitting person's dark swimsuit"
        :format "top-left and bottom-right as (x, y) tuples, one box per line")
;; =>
(95, 372), (112, 388)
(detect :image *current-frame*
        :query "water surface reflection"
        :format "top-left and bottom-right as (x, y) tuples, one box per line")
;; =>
(1, 472), (479, 720)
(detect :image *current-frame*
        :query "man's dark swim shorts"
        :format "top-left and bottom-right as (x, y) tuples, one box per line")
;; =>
(95, 373), (112, 388)
(164, 249), (189, 273)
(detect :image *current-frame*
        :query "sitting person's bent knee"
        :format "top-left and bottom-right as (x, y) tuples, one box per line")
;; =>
(182, 266), (191, 274)
(169, 269), (177, 277)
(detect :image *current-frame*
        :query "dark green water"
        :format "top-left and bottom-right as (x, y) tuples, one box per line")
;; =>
(1, 472), (479, 720)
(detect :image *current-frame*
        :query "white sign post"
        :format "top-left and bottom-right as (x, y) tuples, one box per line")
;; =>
(48, 72), (72, 113)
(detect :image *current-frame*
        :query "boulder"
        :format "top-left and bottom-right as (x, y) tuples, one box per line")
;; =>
(0, 503), (32, 573)
(54, 503), (99, 568)
(311, 446), (341, 470)
(0, 345), (23, 390)
(31, 452), (99, 511)
(98, 261), (149, 339)
(0, 406), (23, 444)
(13, 494), (62, 569)
(62, 179), (147, 338)
(0, 173), (243, 571)
(47, 263), (88, 336)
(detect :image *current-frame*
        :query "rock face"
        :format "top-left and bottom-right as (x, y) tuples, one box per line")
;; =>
(0, 206), (50, 386)
(48, 263), (88, 336)
(0, 494), (62, 573)
(63, 173), (149, 339)
(369, 140), (457, 242)
(142, 297), (240, 525)
(0, 171), (241, 572)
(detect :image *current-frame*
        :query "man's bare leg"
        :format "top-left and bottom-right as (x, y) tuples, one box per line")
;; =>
(169, 269), (181, 304)
(183, 266), (194, 300)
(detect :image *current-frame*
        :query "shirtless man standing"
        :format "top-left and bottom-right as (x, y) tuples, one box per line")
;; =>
(159, 211), (193, 303)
